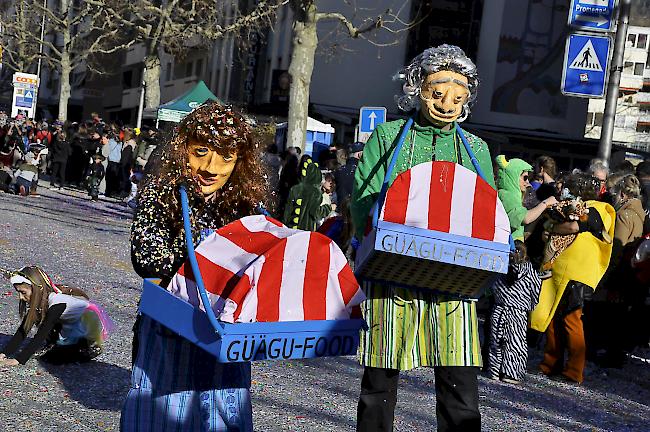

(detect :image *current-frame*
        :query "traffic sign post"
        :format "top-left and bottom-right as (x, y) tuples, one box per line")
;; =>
(11, 72), (39, 118)
(358, 106), (387, 143)
(568, 0), (617, 32)
(561, 33), (611, 98)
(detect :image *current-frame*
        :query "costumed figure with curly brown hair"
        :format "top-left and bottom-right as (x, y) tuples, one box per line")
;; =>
(120, 102), (267, 431)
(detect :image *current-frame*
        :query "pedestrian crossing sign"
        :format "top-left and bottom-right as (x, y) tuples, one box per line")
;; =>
(561, 33), (611, 98)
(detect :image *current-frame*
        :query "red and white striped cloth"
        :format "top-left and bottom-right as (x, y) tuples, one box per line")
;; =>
(168, 215), (364, 323)
(379, 161), (510, 244)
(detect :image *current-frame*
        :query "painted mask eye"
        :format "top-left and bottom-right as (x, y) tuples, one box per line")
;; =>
(433, 90), (443, 98)
(223, 155), (235, 163)
(195, 147), (209, 156)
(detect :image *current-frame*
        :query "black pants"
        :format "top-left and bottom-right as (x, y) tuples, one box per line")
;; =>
(50, 161), (67, 187)
(357, 366), (480, 432)
(105, 161), (121, 196)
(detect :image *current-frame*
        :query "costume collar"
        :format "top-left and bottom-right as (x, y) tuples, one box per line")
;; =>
(412, 118), (456, 137)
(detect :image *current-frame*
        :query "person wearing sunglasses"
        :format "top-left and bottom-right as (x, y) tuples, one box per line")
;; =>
(495, 155), (557, 242)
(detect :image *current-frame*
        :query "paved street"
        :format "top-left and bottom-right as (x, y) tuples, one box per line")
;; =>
(0, 187), (649, 432)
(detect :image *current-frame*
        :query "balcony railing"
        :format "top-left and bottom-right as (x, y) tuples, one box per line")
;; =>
(637, 92), (650, 103)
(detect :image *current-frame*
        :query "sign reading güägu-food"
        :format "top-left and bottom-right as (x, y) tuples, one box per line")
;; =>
(224, 332), (358, 362)
(355, 161), (512, 298)
(377, 228), (508, 273)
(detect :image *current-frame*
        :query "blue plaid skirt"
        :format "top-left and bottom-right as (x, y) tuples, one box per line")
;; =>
(120, 316), (253, 431)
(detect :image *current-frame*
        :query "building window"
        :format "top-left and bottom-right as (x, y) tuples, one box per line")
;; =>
(624, 61), (634, 75)
(196, 58), (204, 78)
(123, 70), (133, 88)
(594, 112), (604, 126)
(628, 33), (637, 46)
(186, 62), (193, 77)
(635, 62), (645, 76)
(586, 112), (594, 125)
(166, 63), (172, 81)
(639, 34), (648, 49)
(637, 124), (650, 133)
(615, 115), (625, 128)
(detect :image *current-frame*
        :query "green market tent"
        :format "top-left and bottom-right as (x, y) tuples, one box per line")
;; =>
(157, 81), (221, 122)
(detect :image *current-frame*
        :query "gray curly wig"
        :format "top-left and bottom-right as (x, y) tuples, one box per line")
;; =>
(395, 44), (479, 122)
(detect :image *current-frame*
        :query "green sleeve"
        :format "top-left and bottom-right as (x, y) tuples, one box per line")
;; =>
(499, 190), (527, 230)
(351, 125), (388, 240)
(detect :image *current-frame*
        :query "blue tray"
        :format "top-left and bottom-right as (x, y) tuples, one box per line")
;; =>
(139, 279), (366, 362)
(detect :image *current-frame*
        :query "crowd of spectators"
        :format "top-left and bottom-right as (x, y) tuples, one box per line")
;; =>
(486, 155), (650, 386)
(0, 110), (158, 205)
(2, 109), (649, 387)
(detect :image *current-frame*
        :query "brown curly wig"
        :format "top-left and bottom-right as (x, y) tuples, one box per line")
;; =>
(142, 101), (269, 226)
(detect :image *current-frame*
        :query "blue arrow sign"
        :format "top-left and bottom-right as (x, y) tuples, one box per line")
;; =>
(561, 33), (611, 98)
(568, 0), (616, 32)
(359, 106), (386, 134)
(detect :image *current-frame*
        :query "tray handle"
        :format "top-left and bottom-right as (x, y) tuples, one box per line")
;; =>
(179, 185), (225, 338)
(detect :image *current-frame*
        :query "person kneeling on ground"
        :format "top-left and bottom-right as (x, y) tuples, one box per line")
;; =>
(12, 153), (38, 196)
(0, 266), (113, 366)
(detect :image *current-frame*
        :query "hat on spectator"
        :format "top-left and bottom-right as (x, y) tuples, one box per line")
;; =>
(348, 142), (365, 153)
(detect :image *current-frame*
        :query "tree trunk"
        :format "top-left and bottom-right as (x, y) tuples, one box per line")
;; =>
(286, 2), (318, 153)
(57, 53), (71, 121)
(143, 51), (161, 109)
(57, 0), (73, 122)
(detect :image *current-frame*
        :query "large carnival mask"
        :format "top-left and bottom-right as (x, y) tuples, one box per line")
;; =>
(188, 139), (238, 196)
(419, 70), (470, 126)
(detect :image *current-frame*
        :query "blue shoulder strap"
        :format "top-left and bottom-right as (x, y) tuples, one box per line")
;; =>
(370, 120), (515, 251)
(455, 124), (516, 251)
(371, 118), (414, 227)
(179, 185), (225, 337)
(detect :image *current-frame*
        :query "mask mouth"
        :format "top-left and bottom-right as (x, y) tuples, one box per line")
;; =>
(196, 174), (220, 186)
(428, 105), (458, 119)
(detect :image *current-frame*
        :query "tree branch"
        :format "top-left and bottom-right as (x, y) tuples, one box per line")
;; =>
(315, 11), (383, 37)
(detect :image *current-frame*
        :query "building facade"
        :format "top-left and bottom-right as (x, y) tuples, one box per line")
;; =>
(584, 25), (650, 153)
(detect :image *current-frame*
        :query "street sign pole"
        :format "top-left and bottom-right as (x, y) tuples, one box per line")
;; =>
(598, 0), (631, 166)
(358, 106), (387, 143)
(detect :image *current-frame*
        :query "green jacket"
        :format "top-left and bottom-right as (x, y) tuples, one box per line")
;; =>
(496, 157), (532, 241)
(351, 117), (495, 369)
(352, 118), (495, 239)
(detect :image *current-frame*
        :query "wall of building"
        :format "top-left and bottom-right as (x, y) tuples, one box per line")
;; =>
(470, 0), (589, 139)
(307, 0), (412, 121)
(585, 25), (650, 152)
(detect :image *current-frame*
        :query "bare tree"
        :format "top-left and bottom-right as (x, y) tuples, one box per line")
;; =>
(0, 0), (136, 121)
(286, 1), (420, 152)
(0, 2), (41, 73)
(114, 0), (288, 110)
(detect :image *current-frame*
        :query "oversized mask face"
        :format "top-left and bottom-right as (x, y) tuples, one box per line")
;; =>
(419, 70), (470, 126)
(187, 139), (238, 196)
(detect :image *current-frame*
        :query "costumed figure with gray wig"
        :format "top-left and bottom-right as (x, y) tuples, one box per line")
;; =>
(352, 45), (494, 431)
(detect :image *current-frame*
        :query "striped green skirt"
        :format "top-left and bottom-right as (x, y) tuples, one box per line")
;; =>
(359, 282), (482, 370)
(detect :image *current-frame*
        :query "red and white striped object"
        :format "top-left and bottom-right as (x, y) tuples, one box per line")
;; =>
(380, 161), (510, 244)
(168, 215), (364, 323)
